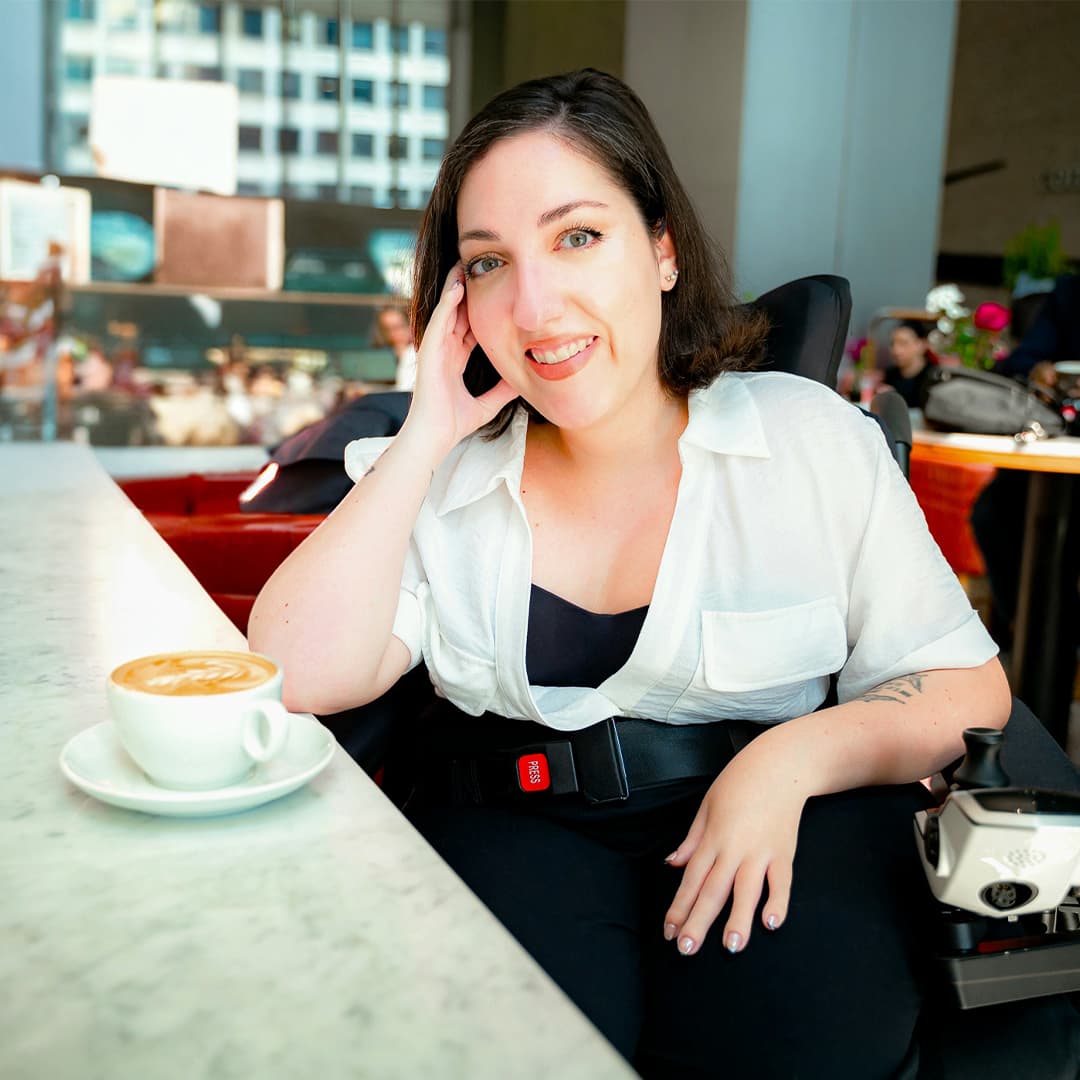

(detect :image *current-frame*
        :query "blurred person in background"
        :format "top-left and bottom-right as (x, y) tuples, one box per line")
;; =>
(883, 319), (936, 408)
(375, 304), (418, 391)
(971, 274), (1080, 655)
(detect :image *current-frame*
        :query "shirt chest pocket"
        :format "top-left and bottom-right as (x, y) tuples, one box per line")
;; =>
(671, 599), (848, 722)
(701, 599), (849, 692)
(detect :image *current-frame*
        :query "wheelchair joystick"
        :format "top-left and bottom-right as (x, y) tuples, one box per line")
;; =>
(913, 726), (1080, 1008)
(951, 727), (1009, 791)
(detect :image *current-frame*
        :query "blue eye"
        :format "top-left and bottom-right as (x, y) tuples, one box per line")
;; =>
(464, 255), (503, 279)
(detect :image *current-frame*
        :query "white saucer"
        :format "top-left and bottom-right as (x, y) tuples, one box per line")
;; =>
(59, 713), (336, 817)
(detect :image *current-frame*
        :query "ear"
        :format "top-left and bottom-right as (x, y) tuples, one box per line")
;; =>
(654, 222), (678, 291)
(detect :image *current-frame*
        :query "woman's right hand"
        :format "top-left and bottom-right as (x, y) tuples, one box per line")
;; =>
(401, 264), (518, 460)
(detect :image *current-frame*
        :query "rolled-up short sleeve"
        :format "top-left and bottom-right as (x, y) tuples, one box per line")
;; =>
(343, 435), (394, 483)
(837, 425), (998, 702)
(343, 435), (426, 671)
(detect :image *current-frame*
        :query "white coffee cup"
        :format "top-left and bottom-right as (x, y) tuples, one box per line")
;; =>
(106, 650), (290, 790)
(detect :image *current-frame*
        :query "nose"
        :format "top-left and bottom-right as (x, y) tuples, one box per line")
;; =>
(511, 259), (565, 333)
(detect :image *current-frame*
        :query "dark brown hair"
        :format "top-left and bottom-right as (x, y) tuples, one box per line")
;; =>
(412, 69), (767, 431)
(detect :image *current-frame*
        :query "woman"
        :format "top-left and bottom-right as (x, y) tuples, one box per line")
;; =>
(884, 318), (936, 408)
(250, 71), (1012, 1076)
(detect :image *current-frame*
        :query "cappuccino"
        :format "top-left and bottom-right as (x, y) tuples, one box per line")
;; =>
(111, 651), (277, 697)
(107, 649), (289, 790)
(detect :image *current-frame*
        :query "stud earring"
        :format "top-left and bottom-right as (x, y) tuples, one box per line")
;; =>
(665, 269), (679, 283)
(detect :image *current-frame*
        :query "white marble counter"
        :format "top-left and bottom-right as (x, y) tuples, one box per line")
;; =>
(91, 444), (270, 478)
(0, 444), (633, 1080)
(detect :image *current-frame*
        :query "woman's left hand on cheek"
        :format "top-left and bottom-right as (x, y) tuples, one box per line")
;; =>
(662, 758), (806, 956)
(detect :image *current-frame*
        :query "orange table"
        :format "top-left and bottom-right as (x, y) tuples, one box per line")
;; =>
(912, 430), (1080, 745)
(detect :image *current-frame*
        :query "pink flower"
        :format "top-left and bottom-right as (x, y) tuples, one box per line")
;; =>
(973, 302), (1010, 333)
(846, 336), (868, 361)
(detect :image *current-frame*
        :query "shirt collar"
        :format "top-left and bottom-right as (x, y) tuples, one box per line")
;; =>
(432, 373), (771, 516)
(434, 408), (530, 516)
(680, 373), (772, 458)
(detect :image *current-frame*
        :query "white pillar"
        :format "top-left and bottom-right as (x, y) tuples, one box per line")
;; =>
(0, 0), (47, 172)
(734, 0), (958, 330)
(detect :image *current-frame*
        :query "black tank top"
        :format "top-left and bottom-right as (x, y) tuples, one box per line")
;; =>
(526, 584), (649, 688)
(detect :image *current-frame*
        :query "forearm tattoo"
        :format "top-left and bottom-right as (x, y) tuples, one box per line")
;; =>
(858, 673), (928, 705)
(363, 463), (377, 478)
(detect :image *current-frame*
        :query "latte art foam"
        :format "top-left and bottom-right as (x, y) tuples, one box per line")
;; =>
(111, 651), (277, 697)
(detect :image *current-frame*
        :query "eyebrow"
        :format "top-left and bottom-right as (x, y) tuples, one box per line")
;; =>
(458, 200), (609, 247)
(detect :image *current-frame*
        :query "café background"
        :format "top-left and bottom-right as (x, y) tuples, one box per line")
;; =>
(0, 0), (1078, 750)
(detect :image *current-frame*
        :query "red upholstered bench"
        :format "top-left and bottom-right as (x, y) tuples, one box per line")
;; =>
(117, 472), (259, 516)
(117, 473), (326, 634)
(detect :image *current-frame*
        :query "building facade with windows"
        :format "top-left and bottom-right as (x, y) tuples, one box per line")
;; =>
(53, 0), (450, 208)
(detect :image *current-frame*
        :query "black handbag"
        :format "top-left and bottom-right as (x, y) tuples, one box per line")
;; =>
(921, 367), (1066, 438)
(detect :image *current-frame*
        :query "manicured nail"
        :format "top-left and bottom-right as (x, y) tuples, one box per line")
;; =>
(678, 936), (695, 955)
(766, 914), (780, 930)
(663, 923), (677, 941)
(664, 851), (678, 864)
(725, 932), (741, 953)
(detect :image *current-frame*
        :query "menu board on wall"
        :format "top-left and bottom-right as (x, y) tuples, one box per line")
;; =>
(0, 179), (91, 283)
(154, 188), (284, 290)
(90, 76), (238, 197)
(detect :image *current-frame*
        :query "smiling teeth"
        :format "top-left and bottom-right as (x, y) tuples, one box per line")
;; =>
(529, 337), (594, 365)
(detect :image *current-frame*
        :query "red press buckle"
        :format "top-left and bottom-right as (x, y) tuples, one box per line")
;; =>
(516, 752), (551, 793)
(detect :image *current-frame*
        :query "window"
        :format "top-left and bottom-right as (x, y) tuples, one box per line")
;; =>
(65, 56), (94, 83)
(422, 84), (445, 111)
(389, 186), (409, 207)
(105, 57), (137, 76)
(388, 81), (409, 108)
(350, 185), (375, 205)
(197, 3), (221, 33)
(388, 135), (409, 161)
(106, 0), (138, 30)
(351, 79), (373, 104)
(316, 184), (339, 202)
(237, 69), (263, 95)
(320, 18), (339, 46)
(281, 71), (301, 99)
(390, 25), (410, 54)
(63, 114), (90, 145)
(66, 0), (95, 20)
(238, 125), (262, 151)
(317, 76), (340, 102)
(422, 138), (445, 162)
(278, 128), (300, 155)
(316, 131), (339, 155)
(241, 7), (263, 38)
(351, 132), (373, 158)
(193, 65), (222, 82)
(351, 21), (373, 50)
(237, 181), (263, 196)
(423, 28), (447, 56)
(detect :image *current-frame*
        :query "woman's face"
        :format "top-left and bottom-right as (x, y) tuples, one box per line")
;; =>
(455, 130), (677, 431)
(890, 327), (927, 375)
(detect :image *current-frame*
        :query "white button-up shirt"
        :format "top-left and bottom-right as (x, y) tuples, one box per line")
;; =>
(345, 372), (996, 732)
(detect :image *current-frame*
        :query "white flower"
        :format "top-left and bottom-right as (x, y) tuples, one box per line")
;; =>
(926, 284), (969, 320)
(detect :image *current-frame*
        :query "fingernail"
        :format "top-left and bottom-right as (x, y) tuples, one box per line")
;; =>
(678, 936), (695, 955)
(725, 932), (741, 953)
(663, 923), (677, 941)
(766, 914), (780, 930)
(663, 851), (678, 864)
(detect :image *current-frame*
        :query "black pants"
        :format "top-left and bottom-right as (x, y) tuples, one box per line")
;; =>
(401, 717), (1080, 1078)
(409, 774), (937, 1075)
